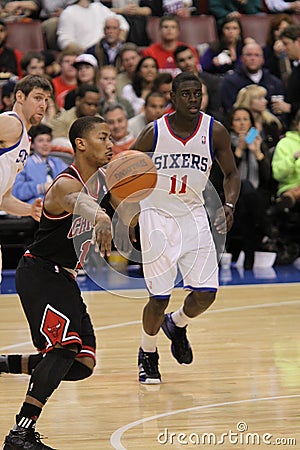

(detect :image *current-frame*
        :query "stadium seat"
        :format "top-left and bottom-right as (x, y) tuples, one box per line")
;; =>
(240, 14), (272, 46)
(6, 20), (45, 53)
(146, 15), (218, 48)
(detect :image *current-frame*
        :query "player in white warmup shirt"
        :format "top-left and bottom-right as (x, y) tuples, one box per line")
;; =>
(0, 75), (53, 283)
(132, 72), (241, 384)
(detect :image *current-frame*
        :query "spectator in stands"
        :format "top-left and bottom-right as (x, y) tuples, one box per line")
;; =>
(87, 17), (123, 68)
(211, 106), (272, 269)
(208, 0), (263, 31)
(233, 84), (282, 150)
(201, 17), (244, 75)
(116, 43), (141, 95)
(152, 72), (173, 113)
(42, 50), (62, 79)
(174, 45), (224, 122)
(39, 0), (76, 50)
(128, 91), (166, 138)
(20, 51), (45, 77)
(0, 19), (22, 77)
(263, 13), (295, 83)
(272, 109), (300, 211)
(221, 42), (285, 114)
(12, 124), (67, 204)
(111, 0), (151, 46)
(2, 0), (40, 20)
(104, 103), (135, 155)
(149, 0), (197, 17)
(64, 53), (98, 110)
(271, 25), (300, 127)
(52, 48), (78, 109)
(50, 84), (101, 144)
(142, 15), (199, 77)
(121, 56), (159, 115)
(0, 79), (15, 113)
(98, 65), (134, 118)
(265, 0), (300, 14)
(57, 0), (129, 53)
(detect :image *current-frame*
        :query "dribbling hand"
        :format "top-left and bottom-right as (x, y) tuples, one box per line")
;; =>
(31, 198), (43, 221)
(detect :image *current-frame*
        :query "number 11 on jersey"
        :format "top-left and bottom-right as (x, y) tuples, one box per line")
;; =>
(169, 174), (188, 194)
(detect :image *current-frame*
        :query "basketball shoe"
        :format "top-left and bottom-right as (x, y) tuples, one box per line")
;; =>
(3, 426), (55, 449)
(0, 355), (9, 374)
(138, 347), (161, 384)
(161, 313), (193, 364)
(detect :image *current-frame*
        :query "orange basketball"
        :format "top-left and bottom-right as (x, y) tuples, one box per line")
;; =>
(105, 150), (157, 202)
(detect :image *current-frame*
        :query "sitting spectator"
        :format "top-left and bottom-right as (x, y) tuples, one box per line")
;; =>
(208, 0), (263, 31)
(116, 42), (141, 95)
(221, 42), (285, 114)
(233, 84), (282, 150)
(57, 0), (129, 53)
(50, 84), (101, 144)
(271, 25), (300, 128)
(272, 109), (300, 211)
(152, 72), (173, 113)
(0, 79), (15, 113)
(263, 13), (295, 83)
(211, 106), (272, 268)
(128, 91), (166, 138)
(52, 48), (78, 109)
(201, 17), (244, 75)
(20, 51), (45, 77)
(98, 65), (134, 118)
(0, 19), (22, 78)
(265, 0), (300, 14)
(121, 56), (159, 115)
(142, 15), (199, 77)
(111, 0), (151, 46)
(104, 103), (135, 155)
(174, 44), (224, 121)
(149, 0), (197, 17)
(42, 49), (62, 79)
(39, 0), (76, 50)
(12, 124), (67, 204)
(87, 17), (123, 67)
(64, 53), (98, 110)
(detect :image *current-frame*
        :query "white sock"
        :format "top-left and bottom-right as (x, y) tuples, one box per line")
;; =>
(141, 328), (158, 353)
(171, 306), (192, 328)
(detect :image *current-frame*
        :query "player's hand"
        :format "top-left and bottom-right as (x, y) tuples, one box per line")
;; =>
(214, 205), (234, 234)
(31, 198), (43, 221)
(114, 219), (132, 254)
(94, 213), (113, 257)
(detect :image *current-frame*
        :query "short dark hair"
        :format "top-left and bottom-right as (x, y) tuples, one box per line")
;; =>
(29, 124), (52, 142)
(75, 83), (99, 99)
(145, 91), (165, 106)
(174, 45), (191, 61)
(69, 116), (106, 152)
(21, 51), (45, 72)
(14, 75), (53, 101)
(153, 72), (173, 90)
(280, 24), (300, 41)
(159, 15), (180, 29)
(172, 72), (202, 93)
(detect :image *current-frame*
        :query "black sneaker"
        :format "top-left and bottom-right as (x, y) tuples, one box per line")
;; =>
(161, 313), (193, 364)
(138, 347), (161, 384)
(0, 355), (9, 374)
(3, 427), (55, 449)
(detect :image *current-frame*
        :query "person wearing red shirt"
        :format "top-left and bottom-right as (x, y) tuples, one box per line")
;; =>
(52, 49), (78, 109)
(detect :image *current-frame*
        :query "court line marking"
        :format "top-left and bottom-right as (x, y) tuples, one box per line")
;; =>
(110, 394), (300, 450)
(0, 299), (299, 351)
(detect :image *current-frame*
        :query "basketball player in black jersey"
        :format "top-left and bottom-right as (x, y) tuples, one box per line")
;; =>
(1, 116), (128, 449)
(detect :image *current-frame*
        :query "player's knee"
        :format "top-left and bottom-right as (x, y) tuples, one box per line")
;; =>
(148, 296), (169, 315)
(192, 291), (216, 309)
(63, 359), (94, 381)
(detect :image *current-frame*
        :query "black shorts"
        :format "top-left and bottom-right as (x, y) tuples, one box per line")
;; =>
(16, 254), (96, 362)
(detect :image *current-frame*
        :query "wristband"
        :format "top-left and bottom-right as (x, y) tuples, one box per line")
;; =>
(224, 202), (235, 212)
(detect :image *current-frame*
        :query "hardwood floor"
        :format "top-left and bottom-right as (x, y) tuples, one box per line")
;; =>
(0, 284), (299, 449)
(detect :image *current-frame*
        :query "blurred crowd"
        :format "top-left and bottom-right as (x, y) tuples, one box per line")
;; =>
(1, 0), (300, 269)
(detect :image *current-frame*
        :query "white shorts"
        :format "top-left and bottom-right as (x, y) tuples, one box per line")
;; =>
(139, 207), (219, 297)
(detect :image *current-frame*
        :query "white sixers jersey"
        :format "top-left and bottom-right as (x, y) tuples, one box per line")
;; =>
(0, 112), (30, 205)
(140, 112), (214, 217)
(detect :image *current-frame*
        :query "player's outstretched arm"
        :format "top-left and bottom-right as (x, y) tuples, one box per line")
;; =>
(130, 122), (155, 153)
(46, 177), (113, 256)
(0, 190), (43, 221)
(212, 121), (241, 234)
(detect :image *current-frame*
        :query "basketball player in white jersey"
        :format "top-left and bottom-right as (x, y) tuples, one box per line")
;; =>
(0, 75), (53, 283)
(132, 72), (241, 383)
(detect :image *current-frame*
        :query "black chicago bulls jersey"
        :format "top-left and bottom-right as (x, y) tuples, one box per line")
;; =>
(28, 164), (109, 270)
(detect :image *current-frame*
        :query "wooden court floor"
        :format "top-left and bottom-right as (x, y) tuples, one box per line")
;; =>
(0, 284), (299, 449)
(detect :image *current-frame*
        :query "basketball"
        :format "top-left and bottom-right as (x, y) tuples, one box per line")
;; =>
(105, 150), (157, 202)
